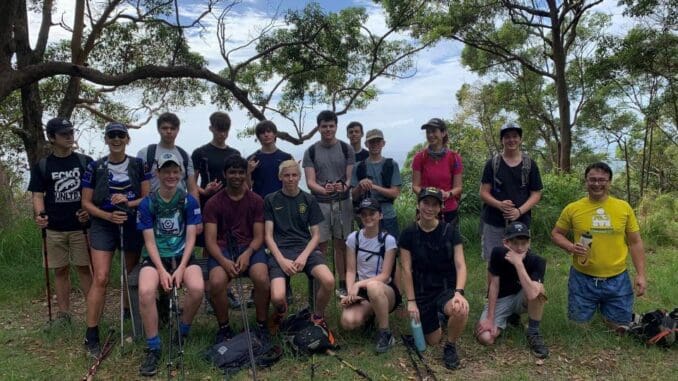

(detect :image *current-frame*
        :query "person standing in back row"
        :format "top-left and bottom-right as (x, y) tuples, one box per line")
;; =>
(347, 121), (369, 163)
(479, 122), (542, 262)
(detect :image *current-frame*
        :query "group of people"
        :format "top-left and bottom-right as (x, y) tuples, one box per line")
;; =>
(29, 110), (647, 375)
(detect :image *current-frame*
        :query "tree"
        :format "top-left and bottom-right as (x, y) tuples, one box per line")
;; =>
(1, 0), (429, 165)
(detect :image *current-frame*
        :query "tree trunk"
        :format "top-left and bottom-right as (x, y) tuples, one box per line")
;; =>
(551, 26), (572, 173)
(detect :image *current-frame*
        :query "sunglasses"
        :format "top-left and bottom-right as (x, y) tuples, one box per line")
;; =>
(106, 131), (127, 139)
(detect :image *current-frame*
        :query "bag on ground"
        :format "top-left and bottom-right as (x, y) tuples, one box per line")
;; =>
(629, 308), (677, 348)
(204, 330), (282, 373)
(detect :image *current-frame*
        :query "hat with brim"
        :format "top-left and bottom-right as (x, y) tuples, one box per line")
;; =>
(500, 122), (522, 138)
(105, 122), (128, 135)
(157, 152), (182, 170)
(504, 221), (531, 240)
(417, 187), (443, 203)
(46, 117), (74, 135)
(421, 118), (446, 130)
(365, 129), (384, 142)
(357, 197), (381, 212)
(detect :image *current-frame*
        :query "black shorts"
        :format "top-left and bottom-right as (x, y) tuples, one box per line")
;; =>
(90, 216), (143, 252)
(417, 288), (455, 335)
(268, 246), (326, 280)
(357, 281), (402, 312)
(140, 255), (198, 273)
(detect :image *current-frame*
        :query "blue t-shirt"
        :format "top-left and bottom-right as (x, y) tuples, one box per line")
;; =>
(351, 158), (402, 219)
(82, 156), (152, 211)
(137, 191), (202, 258)
(247, 149), (293, 198)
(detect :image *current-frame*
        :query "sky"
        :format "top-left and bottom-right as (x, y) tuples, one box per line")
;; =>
(30, 0), (633, 168)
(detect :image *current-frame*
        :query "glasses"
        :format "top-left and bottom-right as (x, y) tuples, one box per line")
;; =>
(586, 177), (609, 184)
(106, 131), (127, 139)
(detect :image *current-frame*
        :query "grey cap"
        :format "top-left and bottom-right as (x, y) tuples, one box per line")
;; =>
(500, 122), (522, 138)
(157, 152), (182, 170)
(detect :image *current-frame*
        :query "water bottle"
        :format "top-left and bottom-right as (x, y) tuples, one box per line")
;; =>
(578, 232), (593, 265)
(410, 319), (426, 352)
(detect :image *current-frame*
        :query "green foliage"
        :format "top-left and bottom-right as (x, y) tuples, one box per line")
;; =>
(531, 172), (585, 240)
(636, 192), (678, 247)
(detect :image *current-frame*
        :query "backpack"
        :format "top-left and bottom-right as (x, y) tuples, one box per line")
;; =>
(204, 330), (282, 373)
(148, 188), (187, 217)
(354, 230), (395, 280)
(491, 152), (532, 189)
(629, 308), (678, 348)
(354, 158), (395, 206)
(146, 144), (190, 181)
(38, 152), (89, 184)
(308, 140), (350, 168)
(91, 155), (145, 207)
(291, 323), (338, 354)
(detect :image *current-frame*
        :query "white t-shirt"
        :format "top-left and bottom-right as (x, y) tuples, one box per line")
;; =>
(346, 230), (397, 282)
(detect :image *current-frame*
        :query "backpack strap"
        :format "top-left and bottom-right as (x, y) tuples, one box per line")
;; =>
(381, 158), (394, 189)
(146, 144), (157, 170)
(176, 146), (190, 181)
(491, 153), (501, 189)
(356, 160), (367, 182)
(38, 157), (48, 184)
(309, 141), (350, 168)
(92, 158), (110, 206)
(521, 152), (531, 188)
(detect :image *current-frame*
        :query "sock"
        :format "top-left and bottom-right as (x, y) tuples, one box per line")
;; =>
(527, 318), (541, 335)
(179, 322), (191, 337)
(146, 335), (161, 351)
(86, 326), (99, 343)
(339, 280), (346, 290)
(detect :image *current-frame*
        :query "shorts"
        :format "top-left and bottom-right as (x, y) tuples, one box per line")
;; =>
(418, 288), (456, 335)
(568, 267), (634, 325)
(140, 255), (198, 273)
(44, 229), (90, 268)
(90, 216), (143, 252)
(481, 222), (504, 261)
(318, 198), (353, 242)
(479, 290), (527, 330)
(207, 246), (268, 277)
(268, 246), (326, 280)
(357, 281), (402, 312)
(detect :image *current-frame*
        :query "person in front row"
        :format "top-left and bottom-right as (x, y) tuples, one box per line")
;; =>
(265, 160), (335, 339)
(475, 221), (549, 359)
(340, 198), (401, 353)
(399, 187), (469, 370)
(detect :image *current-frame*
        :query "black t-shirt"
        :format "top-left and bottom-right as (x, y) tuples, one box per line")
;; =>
(355, 148), (369, 163)
(264, 190), (324, 249)
(488, 247), (546, 298)
(27, 153), (94, 231)
(399, 222), (462, 294)
(191, 143), (240, 202)
(480, 156), (543, 227)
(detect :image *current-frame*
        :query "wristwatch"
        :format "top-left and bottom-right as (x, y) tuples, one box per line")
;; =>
(454, 288), (465, 296)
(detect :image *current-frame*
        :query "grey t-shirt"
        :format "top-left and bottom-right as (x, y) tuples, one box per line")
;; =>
(302, 140), (355, 203)
(137, 144), (195, 193)
(351, 158), (402, 219)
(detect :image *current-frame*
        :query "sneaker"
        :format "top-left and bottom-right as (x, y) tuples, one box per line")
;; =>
(443, 342), (460, 370)
(214, 325), (235, 344)
(269, 311), (286, 335)
(507, 313), (521, 327)
(526, 332), (549, 359)
(227, 289), (241, 309)
(375, 330), (395, 353)
(84, 338), (101, 359)
(255, 324), (271, 344)
(139, 348), (161, 377)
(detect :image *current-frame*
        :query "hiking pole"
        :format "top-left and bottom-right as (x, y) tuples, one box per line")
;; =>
(326, 349), (373, 381)
(401, 335), (423, 381)
(115, 204), (137, 348)
(228, 232), (257, 381)
(39, 211), (52, 322)
(82, 328), (117, 381)
(405, 336), (438, 381)
(78, 209), (94, 275)
(167, 258), (185, 381)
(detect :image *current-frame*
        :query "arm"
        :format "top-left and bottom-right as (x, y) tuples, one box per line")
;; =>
(235, 221), (264, 273)
(344, 238), (358, 297)
(512, 259), (544, 301)
(304, 166), (327, 195)
(371, 184), (400, 200)
(81, 188), (126, 223)
(411, 169), (422, 195)
(479, 183), (505, 209)
(627, 231), (647, 296)
(400, 246), (421, 322)
(448, 171), (462, 200)
(186, 174), (199, 202)
(265, 220), (297, 276)
(298, 224), (321, 262)
(344, 164), (353, 189)
(127, 180), (150, 208)
(32, 192), (48, 228)
(517, 190), (542, 215)
(551, 226), (587, 257)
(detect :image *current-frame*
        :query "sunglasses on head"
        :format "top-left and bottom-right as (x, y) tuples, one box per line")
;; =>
(106, 131), (127, 139)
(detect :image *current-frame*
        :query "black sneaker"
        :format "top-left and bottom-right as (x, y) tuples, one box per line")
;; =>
(526, 332), (549, 359)
(139, 348), (161, 377)
(227, 289), (241, 309)
(215, 325), (235, 344)
(375, 330), (395, 353)
(443, 342), (460, 370)
(507, 313), (521, 327)
(84, 338), (101, 359)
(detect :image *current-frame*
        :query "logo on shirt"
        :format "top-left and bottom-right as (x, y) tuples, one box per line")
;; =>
(51, 167), (81, 203)
(591, 208), (612, 233)
(298, 203), (307, 214)
(158, 211), (181, 235)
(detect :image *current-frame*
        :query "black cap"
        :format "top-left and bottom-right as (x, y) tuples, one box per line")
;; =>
(46, 118), (74, 135)
(500, 122), (522, 138)
(504, 221), (530, 240)
(421, 118), (446, 130)
(105, 122), (128, 135)
(417, 187), (443, 203)
(357, 197), (381, 212)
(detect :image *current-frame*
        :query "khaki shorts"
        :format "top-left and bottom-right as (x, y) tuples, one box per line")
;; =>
(44, 229), (90, 268)
(318, 198), (353, 242)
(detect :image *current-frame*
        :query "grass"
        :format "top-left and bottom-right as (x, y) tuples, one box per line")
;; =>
(0, 214), (676, 380)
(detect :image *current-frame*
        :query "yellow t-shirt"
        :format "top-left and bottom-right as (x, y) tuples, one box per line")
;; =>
(555, 196), (639, 278)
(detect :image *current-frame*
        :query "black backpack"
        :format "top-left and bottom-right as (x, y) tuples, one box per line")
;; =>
(354, 230), (395, 280)
(308, 140), (350, 167)
(204, 330), (282, 373)
(629, 308), (678, 348)
(491, 152), (532, 189)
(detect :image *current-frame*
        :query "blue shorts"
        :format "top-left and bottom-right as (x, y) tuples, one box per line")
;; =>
(207, 246), (268, 277)
(568, 267), (634, 325)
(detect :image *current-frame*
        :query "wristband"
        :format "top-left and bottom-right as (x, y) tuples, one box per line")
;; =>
(454, 288), (465, 296)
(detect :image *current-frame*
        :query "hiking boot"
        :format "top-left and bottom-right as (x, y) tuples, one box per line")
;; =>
(375, 330), (395, 353)
(443, 342), (460, 370)
(269, 311), (286, 335)
(507, 313), (521, 327)
(84, 338), (101, 359)
(256, 324), (271, 344)
(227, 289), (241, 309)
(139, 348), (161, 377)
(215, 325), (235, 344)
(526, 332), (549, 359)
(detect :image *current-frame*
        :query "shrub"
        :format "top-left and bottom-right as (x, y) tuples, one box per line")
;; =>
(636, 192), (678, 247)
(531, 172), (585, 241)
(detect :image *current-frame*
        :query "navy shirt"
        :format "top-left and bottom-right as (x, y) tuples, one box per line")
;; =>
(247, 149), (293, 198)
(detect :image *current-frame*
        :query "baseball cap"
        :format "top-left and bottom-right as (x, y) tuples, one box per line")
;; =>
(357, 197), (381, 212)
(421, 118), (446, 130)
(500, 122), (522, 138)
(417, 187), (443, 203)
(504, 221), (531, 240)
(157, 152), (182, 170)
(105, 122), (128, 135)
(46, 118), (74, 135)
(365, 129), (384, 142)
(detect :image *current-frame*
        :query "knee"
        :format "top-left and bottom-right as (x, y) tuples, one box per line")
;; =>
(366, 281), (385, 299)
(138, 286), (156, 304)
(93, 272), (109, 288)
(340, 313), (360, 331)
(477, 331), (495, 346)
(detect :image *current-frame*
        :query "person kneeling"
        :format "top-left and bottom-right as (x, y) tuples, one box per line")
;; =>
(476, 221), (549, 359)
(340, 198), (401, 353)
(136, 153), (205, 377)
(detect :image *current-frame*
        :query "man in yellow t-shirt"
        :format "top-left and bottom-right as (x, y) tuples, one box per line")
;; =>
(551, 162), (646, 331)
